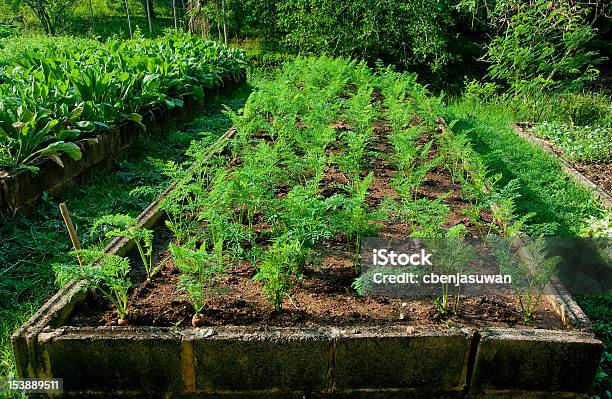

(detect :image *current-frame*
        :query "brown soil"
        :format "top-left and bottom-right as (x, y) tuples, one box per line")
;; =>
(574, 162), (612, 194)
(67, 98), (566, 331)
(70, 225), (563, 330)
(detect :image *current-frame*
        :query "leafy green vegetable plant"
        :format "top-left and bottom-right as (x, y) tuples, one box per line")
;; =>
(0, 32), (246, 172)
(534, 122), (611, 163)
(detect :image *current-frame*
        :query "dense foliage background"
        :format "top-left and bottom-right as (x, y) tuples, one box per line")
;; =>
(1, 0), (610, 92)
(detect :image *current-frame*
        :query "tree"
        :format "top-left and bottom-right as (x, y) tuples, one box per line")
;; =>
(9, 0), (75, 34)
(483, 0), (605, 92)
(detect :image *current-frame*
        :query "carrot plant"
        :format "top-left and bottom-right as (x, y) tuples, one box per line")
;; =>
(253, 240), (303, 312)
(491, 237), (560, 323)
(170, 242), (224, 326)
(162, 56), (528, 316)
(338, 172), (378, 263)
(93, 214), (156, 281)
(424, 227), (475, 315)
(54, 249), (131, 322)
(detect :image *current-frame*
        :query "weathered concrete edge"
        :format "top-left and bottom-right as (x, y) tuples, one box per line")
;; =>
(22, 325), (602, 396)
(469, 327), (603, 396)
(35, 325), (475, 396)
(0, 73), (246, 214)
(545, 276), (592, 329)
(511, 123), (612, 209)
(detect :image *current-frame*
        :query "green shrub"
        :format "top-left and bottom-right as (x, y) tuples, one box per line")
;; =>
(556, 93), (612, 127)
(0, 24), (16, 38)
(484, 0), (604, 93)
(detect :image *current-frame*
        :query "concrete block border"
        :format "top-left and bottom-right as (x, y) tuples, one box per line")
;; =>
(0, 74), (246, 214)
(12, 129), (603, 398)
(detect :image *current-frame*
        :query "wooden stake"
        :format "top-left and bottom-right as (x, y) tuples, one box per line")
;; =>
(59, 203), (83, 266)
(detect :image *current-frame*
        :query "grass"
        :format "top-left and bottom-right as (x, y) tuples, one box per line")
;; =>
(445, 100), (603, 237)
(445, 98), (611, 398)
(0, 0), (175, 39)
(0, 86), (250, 394)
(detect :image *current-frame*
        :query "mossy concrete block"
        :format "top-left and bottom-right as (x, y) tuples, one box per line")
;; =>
(334, 327), (473, 393)
(39, 327), (185, 394)
(190, 327), (332, 392)
(470, 328), (603, 396)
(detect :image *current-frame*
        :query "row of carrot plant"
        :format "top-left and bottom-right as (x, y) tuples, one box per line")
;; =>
(0, 33), (246, 171)
(55, 56), (557, 325)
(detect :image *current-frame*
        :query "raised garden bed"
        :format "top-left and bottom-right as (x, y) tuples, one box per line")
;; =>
(0, 74), (245, 214)
(11, 189), (603, 398)
(13, 58), (603, 398)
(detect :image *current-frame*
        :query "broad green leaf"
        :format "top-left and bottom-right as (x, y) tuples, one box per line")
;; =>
(70, 107), (84, 118)
(76, 121), (96, 132)
(56, 129), (81, 140)
(127, 113), (143, 123)
(42, 141), (82, 161)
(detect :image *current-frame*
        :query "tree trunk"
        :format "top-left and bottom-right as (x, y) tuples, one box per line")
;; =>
(172, 0), (178, 29)
(34, 1), (54, 35)
(124, 0), (133, 37)
(145, 0), (153, 33)
(141, 0), (156, 18)
(89, 0), (96, 32)
(221, 0), (227, 45)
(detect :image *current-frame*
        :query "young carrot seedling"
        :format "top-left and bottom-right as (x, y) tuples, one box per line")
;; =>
(425, 226), (475, 315)
(54, 249), (131, 324)
(93, 214), (156, 281)
(491, 237), (560, 323)
(253, 240), (302, 312)
(170, 242), (225, 327)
